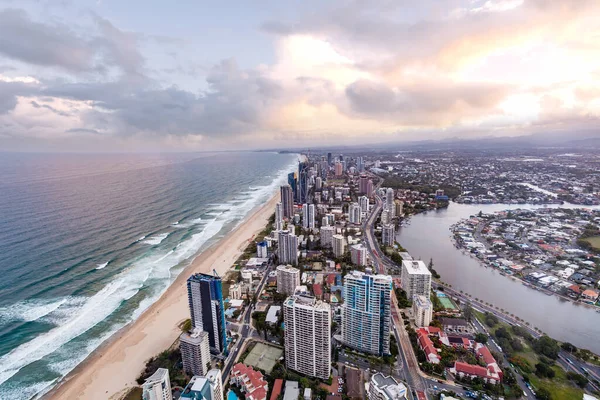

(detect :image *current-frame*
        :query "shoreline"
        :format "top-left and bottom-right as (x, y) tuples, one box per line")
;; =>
(43, 191), (280, 400)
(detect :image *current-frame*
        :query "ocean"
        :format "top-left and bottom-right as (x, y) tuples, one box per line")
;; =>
(0, 151), (297, 399)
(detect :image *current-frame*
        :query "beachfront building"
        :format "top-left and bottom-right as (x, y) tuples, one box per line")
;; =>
(230, 363), (269, 400)
(332, 234), (345, 258)
(400, 260), (432, 300)
(382, 224), (395, 247)
(180, 328), (211, 377)
(277, 230), (298, 265)
(280, 185), (294, 219)
(350, 244), (367, 266)
(187, 273), (227, 354)
(412, 295), (433, 328)
(276, 265), (300, 295)
(180, 369), (224, 400)
(229, 283), (243, 300)
(320, 225), (334, 248)
(302, 203), (315, 230)
(256, 240), (268, 258)
(284, 294), (331, 379)
(142, 368), (173, 400)
(368, 373), (407, 400)
(342, 271), (392, 355)
(275, 202), (284, 231)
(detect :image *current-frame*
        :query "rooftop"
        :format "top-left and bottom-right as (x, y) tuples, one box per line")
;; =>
(401, 260), (432, 276)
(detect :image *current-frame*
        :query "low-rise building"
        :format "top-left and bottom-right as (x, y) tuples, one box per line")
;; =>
(368, 373), (407, 399)
(416, 328), (440, 364)
(439, 317), (473, 335)
(451, 361), (501, 384)
(230, 364), (268, 400)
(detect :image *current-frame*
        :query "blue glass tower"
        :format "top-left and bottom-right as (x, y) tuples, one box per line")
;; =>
(288, 172), (297, 202)
(298, 161), (308, 204)
(187, 273), (227, 355)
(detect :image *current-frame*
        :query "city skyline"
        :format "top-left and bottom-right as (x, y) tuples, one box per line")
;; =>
(1, 1), (600, 152)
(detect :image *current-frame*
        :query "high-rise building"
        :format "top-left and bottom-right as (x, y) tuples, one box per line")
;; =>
(349, 202), (361, 224)
(302, 203), (315, 229)
(368, 373), (407, 400)
(180, 328), (211, 376)
(359, 175), (369, 195)
(381, 209), (390, 225)
(350, 244), (367, 266)
(382, 224), (395, 247)
(288, 172), (297, 203)
(356, 156), (364, 172)
(332, 234), (345, 258)
(385, 188), (395, 218)
(275, 202), (284, 231)
(187, 273), (227, 354)
(276, 265), (300, 295)
(180, 370), (224, 400)
(359, 196), (370, 213)
(277, 230), (298, 265)
(284, 294), (331, 380)
(298, 161), (309, 204)
(342, 271), (392, 355)
(334, 162), (343, 176)
(280, 185), (294, 219)
(320, 225), (334, 248)
(327, 152), (332, 165)
(315, 176), (322, 191)
(394, 201), (403, 218)
(413, 295), (433, 328)
(400, 260), (432, 299)
(142, 368), (173, 400)
(366, 179), (373, 196)
(256, 240), (268, 258)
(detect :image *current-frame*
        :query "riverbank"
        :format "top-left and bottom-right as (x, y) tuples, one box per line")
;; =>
(44, 192), (280, 400)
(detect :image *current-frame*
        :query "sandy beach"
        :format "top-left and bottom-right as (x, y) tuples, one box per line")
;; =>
(44, 192), (279, 400)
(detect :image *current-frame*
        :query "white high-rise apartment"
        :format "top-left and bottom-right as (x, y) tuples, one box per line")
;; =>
(400, 260), (432, 299)
(284, 294), (331, 380)
(275, 202), (284, 231)
(385, 188), (395, 218)
(342, 271), (392, 355)
(320, 225), (334, 248)
(381, 209), (390, 225)
(413, 295), (433, 328)
(359, 196), (370, 213)
(302, 203), (315, 229)
(382, 224), (395, 247)
(278, 230), (298, 265)
(332, 234), (345, 258)
(277, 265), (300, 295)
(180, 369), (223, 400)
(142, 368), (173, 400)
(350, 244), (367, 266)
(180, 328), (211, 377)
(348, 202), (361, 224)
(205, 369), (224, 400)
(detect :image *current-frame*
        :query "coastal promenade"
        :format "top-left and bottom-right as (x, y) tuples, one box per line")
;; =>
(44, 194), (280, 400)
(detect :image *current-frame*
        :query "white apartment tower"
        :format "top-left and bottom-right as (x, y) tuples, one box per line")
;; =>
(382, 224), (395, 247)
(320, 225), (334, 248)
(180, 328), (211, 377)
(332, 234), (346, 258)
(401, 260), (432, 299)
(278, 229), (298, 265)
(350, 244), (367, 266)
(283, 294), (331, 380)
(142, 368), (173, 400)
(277, 265), (301, 295)
(275, 202), (284, 231)
(385, 188), (395, 218)
(413, 295), (433, 328)
(349, 202), (361, 224)
(205, 369), (224, 400)
(359, 196), (370, 213)
(342, 271), (392, 355)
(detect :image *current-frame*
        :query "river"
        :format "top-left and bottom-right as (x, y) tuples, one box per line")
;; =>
(396, 202), (600, 353)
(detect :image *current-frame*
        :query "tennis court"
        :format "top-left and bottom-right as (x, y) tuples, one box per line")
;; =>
(243, 342), (283, 373)
(436, 292), (457, 310)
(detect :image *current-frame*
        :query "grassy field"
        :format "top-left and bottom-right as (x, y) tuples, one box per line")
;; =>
(122, 387), (142, 400)
(582, 236), (600, 251)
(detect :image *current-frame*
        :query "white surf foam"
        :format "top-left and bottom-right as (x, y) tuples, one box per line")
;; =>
(137, 235), (146, 242)
(95, 262), (109, 270)
(142, 233), (169, 246)
(0, 298), (67, 325)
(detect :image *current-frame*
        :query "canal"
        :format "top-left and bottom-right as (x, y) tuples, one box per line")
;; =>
(397, 202), (600, 353)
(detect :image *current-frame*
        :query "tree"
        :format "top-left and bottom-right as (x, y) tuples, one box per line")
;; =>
(536, 387), (552, 400)
(533, 335), (560, 360)
(463, 302), (474, 322)
(474, 333), (488, 344)
(561, 342), (578, 353)
(566, 372), (589, 388)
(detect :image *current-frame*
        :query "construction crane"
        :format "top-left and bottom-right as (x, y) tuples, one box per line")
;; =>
(213, 269), (219, 278)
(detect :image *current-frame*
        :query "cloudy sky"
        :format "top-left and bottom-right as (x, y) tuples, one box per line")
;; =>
(0, 0), (599, 152)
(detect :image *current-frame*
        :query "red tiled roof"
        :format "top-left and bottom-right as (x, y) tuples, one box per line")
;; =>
(313, 283), (323, 296)
(270, 379), (283, 400)
(427, 327), (441, 334)
(232, 363), (268, 400)
(248, 387), (267, 400)
(417, 329), (439, 360)
(569, 284), (582, 293)
(476, 345), (496, 365)
(327, 274), (336, 285)
(455, 361), (490, 378)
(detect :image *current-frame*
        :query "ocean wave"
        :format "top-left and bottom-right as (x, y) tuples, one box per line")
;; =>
(95, 262), (109, 270)
(0, 298), (67, 325)
(142, 233), (169, 246)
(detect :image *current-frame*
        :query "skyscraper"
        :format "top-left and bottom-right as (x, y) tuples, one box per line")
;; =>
(342, 271), (392, 355)
(180, 370), (223, 400)
(302, 203), (315, 229)
(359, 175), (369, 194)
(288, 172), (297, 202)
(180, 328), (211, 376)
(350, 244), (367, 266)
(277, 229), (298, 265)
(320, 225), (334, 248)
(298, 161), (309, 204)
(327, 152), (332, 165)
(280, 185), (294, 219)
(349, 202), (361, 225)
(187, 273), (227, 354)
(359, 195), (370, 213)
(334, 162), (343, 176)
(275, 202), (284, 231)
(142, 368), (173, 400)
(400, 260), (432, 299)
(277, 265), (300, 295)
(284, 294), (331, 380)
(382, 224), (395, 247)
(385, 188), (395, 218)
(256, 240), (268, 258)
